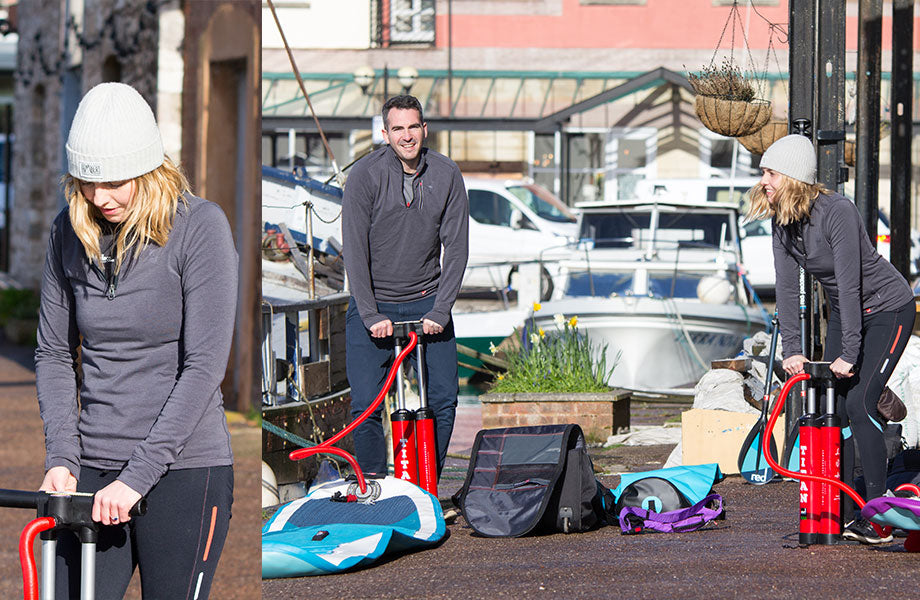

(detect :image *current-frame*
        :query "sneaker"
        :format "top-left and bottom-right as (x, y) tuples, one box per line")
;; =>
(842, 518), (894, 545)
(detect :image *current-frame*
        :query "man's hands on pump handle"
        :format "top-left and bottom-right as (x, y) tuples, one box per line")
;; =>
(782, 354), (855, 379)
(40, 466), (143, 525)
(369, 318), (443, 338)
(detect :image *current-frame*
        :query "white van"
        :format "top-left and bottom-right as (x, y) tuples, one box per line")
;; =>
(462, 177), (578, 299)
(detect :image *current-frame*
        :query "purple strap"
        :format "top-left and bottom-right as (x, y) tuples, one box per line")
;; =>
(618, 493), (723, 534)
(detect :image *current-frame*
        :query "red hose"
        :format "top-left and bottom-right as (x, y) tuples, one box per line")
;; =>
(20, 516), (55, 600)
(763, 372), (891, 538)
(289, 331), (420, 493)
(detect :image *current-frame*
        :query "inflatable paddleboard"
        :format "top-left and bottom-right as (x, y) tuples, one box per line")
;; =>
(863, 495), (920, 532)
(262, 476), (446, 578)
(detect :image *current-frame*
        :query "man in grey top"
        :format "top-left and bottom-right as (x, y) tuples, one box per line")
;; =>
(342, 94), (469, 478)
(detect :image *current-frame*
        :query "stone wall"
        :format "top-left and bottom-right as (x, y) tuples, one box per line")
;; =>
(11, 0), (163, 290)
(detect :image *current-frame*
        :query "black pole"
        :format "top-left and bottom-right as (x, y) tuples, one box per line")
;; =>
(789, 0), (815, 131)
(785, 0), (817, 457)
(890, 0), (913, 279)
(815, 0), (846, 193)
(856, 0), (882, 243)
(812, 0), (847, 363)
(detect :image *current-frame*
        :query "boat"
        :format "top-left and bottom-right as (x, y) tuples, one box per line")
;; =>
(261, 165), (354, 502)
(532, 195), (768, 396)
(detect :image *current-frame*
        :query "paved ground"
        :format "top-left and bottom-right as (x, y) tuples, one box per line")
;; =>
(0, 333), (260, 599)
(264, 425), (920, 600)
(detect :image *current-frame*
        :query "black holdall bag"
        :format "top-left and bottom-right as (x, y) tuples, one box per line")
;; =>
(452, 424), (614, 537)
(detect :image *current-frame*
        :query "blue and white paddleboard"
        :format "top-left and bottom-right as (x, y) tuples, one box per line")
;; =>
(262, 477), (446, 578)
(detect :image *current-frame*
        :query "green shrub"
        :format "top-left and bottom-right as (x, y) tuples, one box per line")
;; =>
(487, 304), (616, 394)
(0, 287), (40, 325)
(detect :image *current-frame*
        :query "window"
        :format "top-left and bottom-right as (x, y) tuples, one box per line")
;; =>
(390, 0), (435, 44)
(604, 128), (657, 200)
(699, 129), (758, 178)
(468, 190), (512, 227)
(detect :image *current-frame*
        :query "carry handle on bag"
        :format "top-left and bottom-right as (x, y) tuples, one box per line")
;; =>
(618, 493), (724, 534)
(0, 488), (146, 600)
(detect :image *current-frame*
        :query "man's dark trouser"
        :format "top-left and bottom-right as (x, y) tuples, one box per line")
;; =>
(345, 295), (458, 477)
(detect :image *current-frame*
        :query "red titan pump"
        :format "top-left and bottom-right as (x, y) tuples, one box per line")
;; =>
(0, 488), (146, 600)
(763, 362), (890, 545)
(289, 321), (439, 498)
(391, 320), (438, 497)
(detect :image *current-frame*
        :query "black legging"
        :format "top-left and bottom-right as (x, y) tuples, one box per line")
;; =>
(823, 299), (915, 521)
(53, 465), (233, 599)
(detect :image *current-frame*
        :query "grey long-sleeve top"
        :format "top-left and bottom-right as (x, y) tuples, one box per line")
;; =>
(34, 195), (238, 497)
(343, 145), (469, 328)
(772, 191), (913, 363)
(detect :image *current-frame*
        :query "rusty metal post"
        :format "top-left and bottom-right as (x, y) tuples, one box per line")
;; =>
(856, 0), (882, 243)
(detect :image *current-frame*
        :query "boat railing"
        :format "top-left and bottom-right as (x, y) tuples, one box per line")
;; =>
(261, 291), (350, 407)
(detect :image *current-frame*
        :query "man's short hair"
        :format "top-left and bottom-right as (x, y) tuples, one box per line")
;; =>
(382, 95), (424, 129)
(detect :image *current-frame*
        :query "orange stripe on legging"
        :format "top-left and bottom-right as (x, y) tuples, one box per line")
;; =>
(890, 325), (903, 354)
(202, 506), (218, 562)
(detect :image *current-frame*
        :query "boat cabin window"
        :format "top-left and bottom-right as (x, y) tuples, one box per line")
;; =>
(580, 210), (734, 250)
(564, 269), (736, 301)
(565, 271), (634, 297)
(469, 190), (513, 227)
(648, 271), (733, 300)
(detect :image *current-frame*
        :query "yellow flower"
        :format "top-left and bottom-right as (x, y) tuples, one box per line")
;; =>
(489, 341), (498, 355)
(497, 373), (505, 380)
(538, 328), (545, 338)
(568, 316), (578, 328)
(533, 302), (542, 312)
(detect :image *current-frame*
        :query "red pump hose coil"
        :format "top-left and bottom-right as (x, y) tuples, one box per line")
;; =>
(288, 331), (420, 493)
(19, 516), (55, 600)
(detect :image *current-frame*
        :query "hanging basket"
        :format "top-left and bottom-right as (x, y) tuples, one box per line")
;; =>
(844, 123), (890, 166)
(694, 95), (773, 138)
(738, 119), (788, 155)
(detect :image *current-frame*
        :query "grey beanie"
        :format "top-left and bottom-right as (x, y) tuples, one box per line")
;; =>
(66, 82), (165, 182)
(759, 134), (816, 185)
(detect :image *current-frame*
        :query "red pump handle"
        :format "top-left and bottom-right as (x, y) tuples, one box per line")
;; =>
(288, 331), (420, 493)
(20, 516), (55, 600)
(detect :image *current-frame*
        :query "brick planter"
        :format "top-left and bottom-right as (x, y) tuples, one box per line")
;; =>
(479, 390), (631, 443)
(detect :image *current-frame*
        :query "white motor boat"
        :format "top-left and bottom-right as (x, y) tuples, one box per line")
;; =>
(533, 196), (768, 396)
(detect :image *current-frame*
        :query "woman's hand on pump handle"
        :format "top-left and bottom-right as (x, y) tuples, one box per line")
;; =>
(39, 466), (77, 494)
(829, 357), (855, 379)
(781, 354), (854, 379)
(782, 354), (808, 376)
(92, 480), (143, 526)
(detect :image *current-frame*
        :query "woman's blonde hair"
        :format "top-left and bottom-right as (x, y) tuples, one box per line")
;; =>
(63, 157), (191, 273)
(745, 172), (830, 226)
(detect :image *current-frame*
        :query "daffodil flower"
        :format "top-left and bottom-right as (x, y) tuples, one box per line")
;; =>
(533, 302), (542, 312)
(489, 341), (497, 355)
(538, 328), (545, 338)
(554, 313), (565, 328)
(497, 373), (505, 380)
(529, 332), (541, 346)
(569, 316), (578, 328)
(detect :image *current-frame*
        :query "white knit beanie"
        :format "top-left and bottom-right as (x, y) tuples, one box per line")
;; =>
(66, 82), (165, 182)
(759, 134), (816, 185)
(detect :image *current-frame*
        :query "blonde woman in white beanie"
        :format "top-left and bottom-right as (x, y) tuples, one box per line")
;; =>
(34, 82), (237, 598)
(747, 133), (914, 545)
